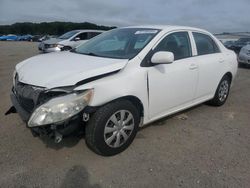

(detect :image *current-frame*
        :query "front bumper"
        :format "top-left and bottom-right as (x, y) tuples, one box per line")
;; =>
(238, 53), (250, 64)
(10, 89), (83, 139)
(38, 43), (61, 53)
(43, 47), (61, 53)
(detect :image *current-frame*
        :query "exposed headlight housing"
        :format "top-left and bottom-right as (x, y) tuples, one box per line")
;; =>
(28, 89), (93, 127)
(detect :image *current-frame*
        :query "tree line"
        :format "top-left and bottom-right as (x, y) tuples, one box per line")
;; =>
(0, 22), (116, 35)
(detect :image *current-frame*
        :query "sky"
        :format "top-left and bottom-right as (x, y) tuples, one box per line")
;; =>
(0, 0), (249, 33)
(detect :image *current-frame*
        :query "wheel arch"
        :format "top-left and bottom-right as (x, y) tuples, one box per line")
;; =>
(224, 71), (233, 83)
(85, 95), (144, 118)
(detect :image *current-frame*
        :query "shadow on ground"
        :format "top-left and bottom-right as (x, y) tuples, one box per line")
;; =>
(60, 165), (101, 188)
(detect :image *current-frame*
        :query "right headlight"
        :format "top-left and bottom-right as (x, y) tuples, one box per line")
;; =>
(28, 89), (93, 127)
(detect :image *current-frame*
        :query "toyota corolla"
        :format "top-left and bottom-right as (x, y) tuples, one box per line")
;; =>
(7, 26), (238, 156)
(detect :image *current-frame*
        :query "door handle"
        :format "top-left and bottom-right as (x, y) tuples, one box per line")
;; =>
(189, 64), (198, 70)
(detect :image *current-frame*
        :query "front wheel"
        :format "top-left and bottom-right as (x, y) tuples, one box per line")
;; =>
(208, 75), (231, 106)
(85, 100), (140, 156)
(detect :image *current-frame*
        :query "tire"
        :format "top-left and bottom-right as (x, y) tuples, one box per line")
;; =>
(208, 75), (231, 106)
(85, 100), (140, 156)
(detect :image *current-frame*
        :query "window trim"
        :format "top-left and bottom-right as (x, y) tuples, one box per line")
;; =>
(192, 31), (221, 56)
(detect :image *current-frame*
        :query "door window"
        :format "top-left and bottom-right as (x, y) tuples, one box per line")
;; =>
(193, 32), (220, 55)
(154, 32), (192, 60)
(76, 33), (88, 40)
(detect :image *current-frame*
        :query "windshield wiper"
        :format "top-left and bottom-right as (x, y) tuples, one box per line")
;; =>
(82, 52), (100, 57)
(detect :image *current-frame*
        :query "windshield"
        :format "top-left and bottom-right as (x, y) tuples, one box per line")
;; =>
(59, 30), (79, 39)
(73, 28), (160, 59)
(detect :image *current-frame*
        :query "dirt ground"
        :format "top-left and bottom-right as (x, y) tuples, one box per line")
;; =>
(0, 41), (250, 188)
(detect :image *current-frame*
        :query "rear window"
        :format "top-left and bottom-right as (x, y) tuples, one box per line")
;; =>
(193, 32), (220, 55)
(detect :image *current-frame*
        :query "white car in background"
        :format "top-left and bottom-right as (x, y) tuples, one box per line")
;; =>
(238, 44), (250, 66)
(9, 26), (237, 156)
(38, 30), (104, 52)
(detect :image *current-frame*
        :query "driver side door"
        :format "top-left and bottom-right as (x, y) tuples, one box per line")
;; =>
(147, 31), (198, 119)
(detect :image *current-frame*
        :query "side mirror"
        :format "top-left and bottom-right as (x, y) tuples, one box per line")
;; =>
(74, 37), (80, 41)
(151, 51), (174, 64)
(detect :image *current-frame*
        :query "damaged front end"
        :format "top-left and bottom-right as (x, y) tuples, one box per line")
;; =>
(7, 74), (93, 143)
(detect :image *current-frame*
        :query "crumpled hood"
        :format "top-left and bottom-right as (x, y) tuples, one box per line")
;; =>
(16, 51), (128, 88)
(43, 38), (64, 45)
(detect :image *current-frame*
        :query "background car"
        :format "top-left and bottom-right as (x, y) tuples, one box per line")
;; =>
(238, 44), (250, 66)
(0, 34), (18, 41)
(223, 40), (235, 50)
(231, 37), (250, 53)
(38, 30), (103, 52)
(18, 34), (33, 41)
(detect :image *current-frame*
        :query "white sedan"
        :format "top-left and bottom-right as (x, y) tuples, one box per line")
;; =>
(9, 25), (238, 156)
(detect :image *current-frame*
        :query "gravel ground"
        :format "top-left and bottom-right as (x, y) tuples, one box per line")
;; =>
(0, 41), (250, 188)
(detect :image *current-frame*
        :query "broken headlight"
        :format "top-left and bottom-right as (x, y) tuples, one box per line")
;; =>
(28, 89), (93, 127)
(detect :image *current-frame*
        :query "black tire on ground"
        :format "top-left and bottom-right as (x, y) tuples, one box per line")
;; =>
(85, 100), (140, 156)
(208, 75), (231, 106)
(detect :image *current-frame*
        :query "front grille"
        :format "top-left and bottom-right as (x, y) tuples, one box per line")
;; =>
(14, 74), (44, 113)
(13, 73), (68, 113)
(44, 44), (50, 49)
(17, 95), (34, 113)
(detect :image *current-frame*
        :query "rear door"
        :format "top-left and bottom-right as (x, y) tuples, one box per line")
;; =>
(191, 32), (224, 100)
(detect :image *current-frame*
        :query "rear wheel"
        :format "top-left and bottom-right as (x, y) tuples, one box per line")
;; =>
(85, 100), (140, 156)
(208, 75), (231, 106)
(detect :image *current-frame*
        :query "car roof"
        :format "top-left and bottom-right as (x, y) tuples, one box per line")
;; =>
(123, 25), (208, 33)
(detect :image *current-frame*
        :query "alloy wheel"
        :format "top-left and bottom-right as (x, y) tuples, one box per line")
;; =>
(218, 80), (229, 102)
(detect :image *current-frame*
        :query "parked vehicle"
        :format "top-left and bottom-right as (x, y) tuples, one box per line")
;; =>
(0, 34), (18, 41)
(8, 26), (237, 156)
(37, 35), (51, 42)
(18, 34), (33, 41)
(223, 40), (235, 49)
(38, 30), (103, 52)
(238, 44), (250, 66)
(231, 37), (250, 53)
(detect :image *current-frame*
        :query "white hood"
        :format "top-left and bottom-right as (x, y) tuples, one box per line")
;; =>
(16, 51), (128, 88)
